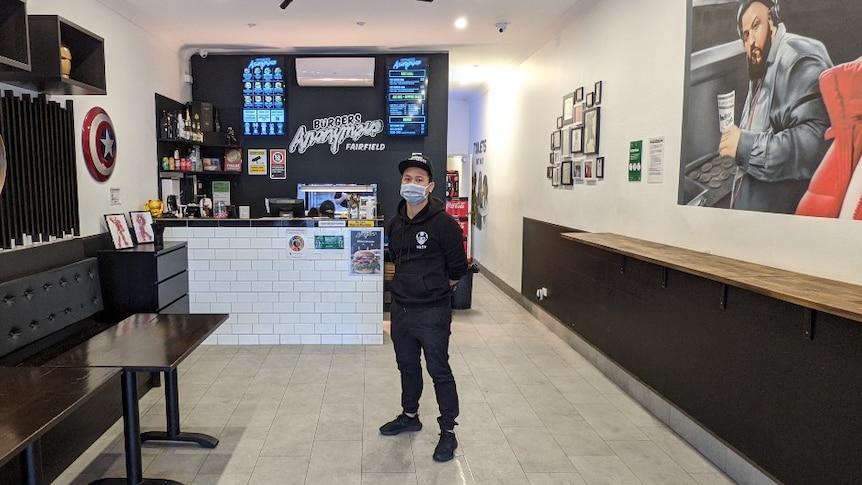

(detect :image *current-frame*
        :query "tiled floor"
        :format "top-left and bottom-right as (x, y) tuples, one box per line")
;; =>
(55, 274), (736, 485)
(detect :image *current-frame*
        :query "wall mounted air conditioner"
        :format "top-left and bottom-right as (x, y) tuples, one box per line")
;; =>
(295, 57), (375, 87)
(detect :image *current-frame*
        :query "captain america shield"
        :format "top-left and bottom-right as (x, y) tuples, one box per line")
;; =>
(82, 107), (117, 182)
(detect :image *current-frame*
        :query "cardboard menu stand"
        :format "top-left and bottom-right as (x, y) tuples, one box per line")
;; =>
(224, 148), (242, 172)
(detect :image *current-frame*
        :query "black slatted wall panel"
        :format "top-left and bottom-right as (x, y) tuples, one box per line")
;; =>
(0, 90), (78, 248)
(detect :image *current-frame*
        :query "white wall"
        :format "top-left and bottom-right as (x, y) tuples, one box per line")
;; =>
(471, 0), (862, 289)
(447, 98), (470, 156)
(14, 0), (188, 238)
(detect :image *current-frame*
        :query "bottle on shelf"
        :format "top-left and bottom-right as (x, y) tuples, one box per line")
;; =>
(214, 109), (221, 133)
(176, 110), (186, 141)
(160, 111), (170, 139)
(184, 106), (192, 140)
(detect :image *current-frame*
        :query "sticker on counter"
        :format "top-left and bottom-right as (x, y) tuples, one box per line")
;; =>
(248, 148), (267, 175)
(286, 229), (309, 258)
(349, 228), (382, 276)
(314, 234), (344, 250)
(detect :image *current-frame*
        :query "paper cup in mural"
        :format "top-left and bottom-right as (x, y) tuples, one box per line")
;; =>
(0, 134), (6, 196)
(717, 91), (735, 132)
(82, 107), (117, 182)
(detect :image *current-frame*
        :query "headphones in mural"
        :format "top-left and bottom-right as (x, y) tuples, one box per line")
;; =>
(81, 107), (117, 182)
(737, 0), (781, 38)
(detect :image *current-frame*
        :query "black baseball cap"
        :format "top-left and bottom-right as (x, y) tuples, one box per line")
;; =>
(398, 154), (433, 179)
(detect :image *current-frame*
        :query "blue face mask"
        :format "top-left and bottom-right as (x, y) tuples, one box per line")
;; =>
(400, 183), (428, 205)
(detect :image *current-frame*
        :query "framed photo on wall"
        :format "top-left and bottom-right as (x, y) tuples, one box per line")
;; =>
(585, 91), (595, 108)
(556, 116), (563, 129)
(571, 126), (584, 154)
(551, 130), (562, 150)
(561, 127), (572, 156)
(584, 107), (601, 154)
(552, 166), (561, 186)
(596, 156), (605, 179)
(573, 102), (585, 126)
(584, 159), (595, 180)
(128, 211), (154, 244)
(104, 214), (134, 249)
(594, 81), (603, 105)
(562, 92), (575, 124)
(575, 86), (584, 103)
(547, 166), (554, 179)
(573, 158), (584, 180)
(561, 160), (573, 185)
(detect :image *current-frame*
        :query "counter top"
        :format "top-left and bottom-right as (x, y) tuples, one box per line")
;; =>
(157, 217), (383, 228)
(561, 232), (862, 323)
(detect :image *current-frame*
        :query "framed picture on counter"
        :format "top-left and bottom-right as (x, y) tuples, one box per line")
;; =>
(104, 214), (134, 249)
(128, 211), (154, 244)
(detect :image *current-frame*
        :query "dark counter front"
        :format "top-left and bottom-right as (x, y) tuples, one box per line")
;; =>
(522, 218), (862, 485)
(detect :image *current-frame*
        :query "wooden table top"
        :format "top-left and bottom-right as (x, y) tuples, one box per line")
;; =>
(562, 232), (862, 323)
(0, 366), (120, 467)
(45, 313), (228, 372)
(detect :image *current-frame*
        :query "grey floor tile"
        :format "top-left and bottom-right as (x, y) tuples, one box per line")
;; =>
(569, 455), (643, 485)
(247, 455), (308, 485)
(573, 403), (649, 441)
(608, 440), (699, 485)
(501, 426), (576, 473)
(305, 440), (362, 485)
(526, 472), (588, 485)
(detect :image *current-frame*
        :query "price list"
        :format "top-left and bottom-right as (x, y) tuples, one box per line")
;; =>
(387, 57), (428, 136)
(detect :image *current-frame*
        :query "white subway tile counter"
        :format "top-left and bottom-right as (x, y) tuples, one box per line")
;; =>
(163, 220), (384, 345)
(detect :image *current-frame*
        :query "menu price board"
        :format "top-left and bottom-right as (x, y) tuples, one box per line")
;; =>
(387, 57), (428, 136)
(242, 57), (286, 136)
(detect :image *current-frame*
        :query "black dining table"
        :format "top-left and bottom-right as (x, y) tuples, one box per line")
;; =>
(0, 366), (120, 485)
(44, 313), (228, 485)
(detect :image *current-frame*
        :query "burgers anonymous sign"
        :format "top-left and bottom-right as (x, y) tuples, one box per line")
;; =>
(349, 228), (382, 275)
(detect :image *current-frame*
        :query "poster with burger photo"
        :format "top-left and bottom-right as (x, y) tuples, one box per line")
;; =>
(349, 229), (382, 275)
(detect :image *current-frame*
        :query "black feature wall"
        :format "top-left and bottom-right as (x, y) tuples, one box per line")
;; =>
(190, 54), (449, 219)
(522, 218), (862, 485)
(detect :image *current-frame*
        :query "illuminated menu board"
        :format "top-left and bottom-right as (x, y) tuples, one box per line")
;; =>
(387, 57), (428, 136)
(242, 57), (286, 136)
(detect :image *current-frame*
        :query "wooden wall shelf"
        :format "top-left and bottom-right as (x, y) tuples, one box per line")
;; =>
(0, 15), (106, 95)
(0, 0), (30, 71)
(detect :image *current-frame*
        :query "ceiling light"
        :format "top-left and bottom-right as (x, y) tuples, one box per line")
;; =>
(279, 0), (293, 9)
(455, 17), (467, 29)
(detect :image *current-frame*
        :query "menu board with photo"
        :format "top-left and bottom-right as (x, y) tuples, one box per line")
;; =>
(387, 57), (428, 136)
(242, 57), (286, 136)
(349, 228), (382, 275)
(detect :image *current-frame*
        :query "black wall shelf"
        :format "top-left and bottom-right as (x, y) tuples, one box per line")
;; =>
(0, 15), (106, 95)
(0, 0), (30, 71)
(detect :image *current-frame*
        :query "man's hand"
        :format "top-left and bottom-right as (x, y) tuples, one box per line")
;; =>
(719, 125), (741, 159)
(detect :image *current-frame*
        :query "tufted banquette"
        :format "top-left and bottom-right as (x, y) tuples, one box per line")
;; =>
(0, 257), (108, 366)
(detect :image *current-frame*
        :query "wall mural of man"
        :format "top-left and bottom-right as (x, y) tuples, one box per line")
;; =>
(679, 0), (862, 217)
(720, 0), (832, 213)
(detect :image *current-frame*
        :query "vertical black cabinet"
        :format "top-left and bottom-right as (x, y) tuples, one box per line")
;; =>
(97, 241), (189, 322)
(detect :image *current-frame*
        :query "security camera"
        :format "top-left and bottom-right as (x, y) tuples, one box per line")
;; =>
(495, 22), (509, 33)
(198, 49), (208, 58)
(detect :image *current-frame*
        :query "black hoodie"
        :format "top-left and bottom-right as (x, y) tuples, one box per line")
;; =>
(387, 196), (468, 307)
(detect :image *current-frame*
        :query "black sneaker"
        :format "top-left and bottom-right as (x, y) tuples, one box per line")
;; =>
(379, 414), (422, 435)
(432, 431), (458, 462)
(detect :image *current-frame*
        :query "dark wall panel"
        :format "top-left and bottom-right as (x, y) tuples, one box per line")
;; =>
(188, 54), (449, 218)
(521, 217), (862, 485)
(0, 91), (78, 249)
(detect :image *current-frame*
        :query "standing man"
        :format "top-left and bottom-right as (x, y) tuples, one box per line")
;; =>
(719, 0), (832, 213)
(380, 154), (467, 463)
